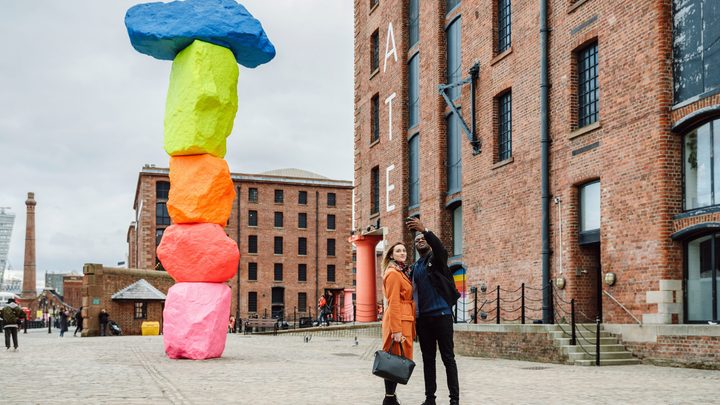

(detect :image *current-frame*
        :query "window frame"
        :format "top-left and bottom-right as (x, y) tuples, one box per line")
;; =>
(497, 90), (512, 162)
(298, 237), (308, 256)
(371, 166), (380, 215)
(298, 263), (307, 282)
(408, 53), (420, 129)
(446, 112), (462, 194)
(497, 0), (511, 53)
(134, 302), (147, 320)
(408, 0), (419, 48)
(327, 214), (336, 230)
(248, 291), (258, 313)
(274, 236), (283, 255)
(298, 191), (308, 205)
(274, 189), (284, 204)
(371, 93), (380, 143)
(248, 262), (258, 281)
(248, 210), (258, 227)
(327, 264), (336, 282)
(408, 133), (420, 208)
(327, 192), (337, 207)
(327, 238), (336, 257)
(371, 29), (380, 73)
(248, 235), (258, 254)
(445, 16), (462, 101)
(298, 212), (308, 229)
(274, 211), (284, 228)
(577, 42), (599, 128)
(274, 263), (283, 281)
(248, 187), (258, 203)
(579, 180), (601, 245)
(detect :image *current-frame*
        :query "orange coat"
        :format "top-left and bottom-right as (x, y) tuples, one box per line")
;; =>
(381, 264), (415, 360)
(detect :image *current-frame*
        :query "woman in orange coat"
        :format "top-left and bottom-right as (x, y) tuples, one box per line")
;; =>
(380, 242), (415, 405)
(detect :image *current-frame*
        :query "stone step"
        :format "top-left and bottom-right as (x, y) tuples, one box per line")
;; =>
(548, 330), (612, 339)
(573, 358), (642, 366)
(553, 336), (618, 347)
(568, 351), (636, 361)
(560, 344), (628, 353)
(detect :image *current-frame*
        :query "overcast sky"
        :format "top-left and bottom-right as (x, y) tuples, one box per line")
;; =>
(0, 1), (354, 284)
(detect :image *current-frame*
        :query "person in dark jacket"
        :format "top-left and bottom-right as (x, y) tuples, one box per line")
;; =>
(73, 307), (83, 337)
(406, 217), (460, 405)
(1, 298), (26, 350)
(59, 309), (69, 337)
(99, 309), (110, 336)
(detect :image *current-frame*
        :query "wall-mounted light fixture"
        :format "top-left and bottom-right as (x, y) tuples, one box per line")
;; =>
(604, 272), (616, 286)
(555, 277), (566, 290)
(480, 283), (487, 293)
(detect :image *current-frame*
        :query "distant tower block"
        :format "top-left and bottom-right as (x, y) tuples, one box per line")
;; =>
(0, 207), (15, 284)
(21, 192), (37, 300)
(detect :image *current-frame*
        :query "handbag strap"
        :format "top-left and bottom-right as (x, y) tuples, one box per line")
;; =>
(388, 340), (406, 358)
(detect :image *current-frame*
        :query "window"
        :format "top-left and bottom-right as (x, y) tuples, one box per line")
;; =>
(248, 210), (258, 227)
(274, 236), (283, 255)
(248, 262), (257, 281)
(687, 234), (720, 322)
(298, 264), (307, 282)
(408, 54), (420, 128)
(156, 202), (171, 225)
(447, 0), (460, 13)
(248, 235), (258, 254)
(684, 119), (720, 210)
(497, 0), (511, 53)
(248, 292), (258, 312)
(248, 187), (258, 203)
(577, 43), (599, 128)
(156, 181), (170, 199)
(134, 302), (147, 319)
(447, 113), (462, 194)
(371, 93), (380, 143)
(327, 239), (336, 257)
(327, 214), (336, 230)
(408, 0), (419, 48)
(299, 237), (307, 255)
(274, 189), (284, 204)
(298, 213), (308, 229)
(274, 263), (283, 281)
(328, 193), (337, 207)
(155, 228), (164, 247)
(446, 17), (462, 100)
(274, 212), (284, 228)
(579, 181), (601, 244)
(327, 265), (336, 282)
(452, 204), (463, 256)
(498, 91), (512, 161)
(298, 292), (308, 312)
(299, 191), (308, 205)
(371, 29), (380, 73)
(409, 134), (420, 207)
(371, 166), (380, 215)
(673, 0), (720, 104)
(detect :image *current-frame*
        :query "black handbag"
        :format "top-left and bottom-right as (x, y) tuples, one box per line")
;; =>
(372, 341), (416, 385)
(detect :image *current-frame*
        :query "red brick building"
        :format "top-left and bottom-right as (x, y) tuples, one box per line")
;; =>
(353, 0), (720, 337)
(128, 165), (354, 322)
(62, 275), (83, 309)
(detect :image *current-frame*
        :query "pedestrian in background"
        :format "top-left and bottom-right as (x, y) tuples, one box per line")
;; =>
(406, 217), (460, 405)
(1, 298), (26, 350)
(73, 307), (83, 337)
(59, 309), (69, 337)
(99, 309), (110, 336)
(380, 241), (415, 405)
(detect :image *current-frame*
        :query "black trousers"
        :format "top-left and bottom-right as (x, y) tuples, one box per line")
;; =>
(416, 314), (459, 402)
(4, 326), (19, 348)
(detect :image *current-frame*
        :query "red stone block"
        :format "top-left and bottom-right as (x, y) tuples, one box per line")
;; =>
(156, 223), (239, 282)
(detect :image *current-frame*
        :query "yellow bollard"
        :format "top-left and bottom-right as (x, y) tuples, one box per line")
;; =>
(142, 321), (160, 336)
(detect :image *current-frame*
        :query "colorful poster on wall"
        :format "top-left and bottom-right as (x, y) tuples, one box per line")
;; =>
(453, 267), (468, 322)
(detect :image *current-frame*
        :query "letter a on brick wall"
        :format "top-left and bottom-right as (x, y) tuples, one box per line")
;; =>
(385, 92), (396, 141)
(386, 164), (396, 212)
(383, 22), (397, 73)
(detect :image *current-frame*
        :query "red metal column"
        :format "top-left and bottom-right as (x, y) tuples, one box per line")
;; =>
(350, 234), (382, 322)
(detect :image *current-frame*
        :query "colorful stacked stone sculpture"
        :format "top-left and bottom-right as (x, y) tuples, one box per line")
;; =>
(125, 0), (275, 360)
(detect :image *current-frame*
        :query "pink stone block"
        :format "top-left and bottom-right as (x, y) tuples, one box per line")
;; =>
(156, 223), (239, 283)
(163, 282), (231, 360)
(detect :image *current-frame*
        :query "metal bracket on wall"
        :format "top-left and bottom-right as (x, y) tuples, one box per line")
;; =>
(438, 62), (481, 155)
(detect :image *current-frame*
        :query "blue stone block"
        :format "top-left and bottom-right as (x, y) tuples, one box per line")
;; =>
(125, 0), (275, 68)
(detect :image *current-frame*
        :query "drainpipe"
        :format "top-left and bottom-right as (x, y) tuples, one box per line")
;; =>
(540, 0), (554, 324)
(236, 185), (241, 331)
(315, 191), (320, 313)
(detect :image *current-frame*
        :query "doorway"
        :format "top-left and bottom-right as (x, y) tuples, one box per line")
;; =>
(686, 234), (720, 323)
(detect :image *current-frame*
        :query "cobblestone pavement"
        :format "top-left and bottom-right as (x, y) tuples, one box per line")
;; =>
(2, 329), (719, 404)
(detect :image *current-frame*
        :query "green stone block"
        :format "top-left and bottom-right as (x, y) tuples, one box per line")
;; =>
(164, 40), (238, 158)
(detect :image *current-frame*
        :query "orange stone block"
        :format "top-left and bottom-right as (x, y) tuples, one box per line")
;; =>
(156, 223), (240, 283)
(167, 154), (235, 225)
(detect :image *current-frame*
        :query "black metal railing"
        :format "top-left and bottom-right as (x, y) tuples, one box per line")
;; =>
(238, 304), (358, 333)
(469, 282), (602, 366)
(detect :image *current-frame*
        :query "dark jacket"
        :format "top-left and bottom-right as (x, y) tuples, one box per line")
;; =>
(416, 230), (461, 307)
(99, 312), (109, 324)
(1, 303), (26, 327)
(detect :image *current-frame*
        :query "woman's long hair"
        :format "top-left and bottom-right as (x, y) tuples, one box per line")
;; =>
(382, 242), (406, 273)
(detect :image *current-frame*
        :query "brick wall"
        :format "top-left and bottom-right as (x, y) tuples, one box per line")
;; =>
(353, 0), (718, 327)
(82, 264), (174, 336)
